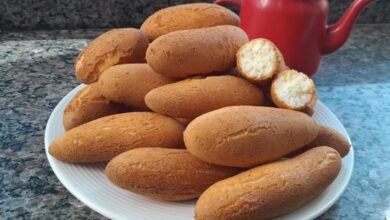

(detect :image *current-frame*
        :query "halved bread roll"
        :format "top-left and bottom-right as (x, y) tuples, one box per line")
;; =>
(236, 38), (285, 84)
(271, 69), (317, 112)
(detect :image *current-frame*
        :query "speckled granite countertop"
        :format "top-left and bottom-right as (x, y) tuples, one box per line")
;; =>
(1, 0), (388, 30)
(1, 24), (389, 219)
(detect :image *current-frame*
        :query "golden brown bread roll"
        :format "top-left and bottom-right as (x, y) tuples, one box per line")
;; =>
(105, 148), (241, 201)
(75, 28), (149, 84)
(237, 38), (286, 85)
(146, 25), (248, 78)
(63, 83), (127, 130)
(289, 125), (351, 157)
(145, 75), (264, 119)
(184, 106), (319, 167)
(195, 147), (342, 220)
(97, 64), (175, 110)
(140, 3), (240, 41)
(49, 112), (185, 163)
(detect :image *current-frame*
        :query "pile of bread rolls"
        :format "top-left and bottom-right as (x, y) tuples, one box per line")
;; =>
(49, 3), (351, 220)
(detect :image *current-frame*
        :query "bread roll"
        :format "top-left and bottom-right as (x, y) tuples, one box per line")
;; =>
(106, 148), (240, 201)
(289, 125), (351, 157)
(97, 64), (175, 110)
(271, 69), (317, 112)
(195, 147), (342, 220)
(175, 118), (192, 126)
(184, 106), (319, 167)
(75, 28), (149, 84)
(145, 75), (264, 119)
(146, 25), (248, 78)
(140, 3), (240, 40)
(237, 38), (286, 84)
(49, 112), (185, 163)
(63, 83), (127, 130)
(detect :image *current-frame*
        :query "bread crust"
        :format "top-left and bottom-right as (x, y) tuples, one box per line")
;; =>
(195, 147), (341, 220)
(50, 112), (185, 163)
(288, 125), (351, 157)
(74, 28), (149, 84)
(302, 89), (317, 116)
(97, 64), (175, 110)
(63, 83), (127, 131)
(184, 106), (319, 167)
(174, 118), (192, 126)
(105, 148), (240, 201)
(145, 75), (264, 119)
(140, 3), (240, 41)
(146, 25), (248, 78)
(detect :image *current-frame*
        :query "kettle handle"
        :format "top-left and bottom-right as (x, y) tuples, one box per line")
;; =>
(214, 0), (242, 8)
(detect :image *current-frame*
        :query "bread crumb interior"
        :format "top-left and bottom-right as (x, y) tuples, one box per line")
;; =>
(238, 40), (277, 79)
(274, 71), (313, 108)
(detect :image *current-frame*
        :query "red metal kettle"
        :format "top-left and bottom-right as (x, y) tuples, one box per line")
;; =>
(214, 0), (376, 76)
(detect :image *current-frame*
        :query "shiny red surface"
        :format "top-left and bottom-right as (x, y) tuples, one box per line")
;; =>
(214, 0), (376, 76)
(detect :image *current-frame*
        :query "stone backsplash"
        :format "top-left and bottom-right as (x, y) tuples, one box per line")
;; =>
(0, 0), (388, 31)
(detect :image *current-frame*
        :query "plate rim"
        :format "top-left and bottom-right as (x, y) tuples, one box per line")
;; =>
(44, 84), (354, 220)
(304, 102), (354, 220)
(44, 84), (117, 219)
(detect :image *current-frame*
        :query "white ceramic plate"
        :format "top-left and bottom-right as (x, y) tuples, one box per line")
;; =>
(45, 84), (354, 220)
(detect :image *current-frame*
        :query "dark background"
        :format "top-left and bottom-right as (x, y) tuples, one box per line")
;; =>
(0, 0), (388, 31)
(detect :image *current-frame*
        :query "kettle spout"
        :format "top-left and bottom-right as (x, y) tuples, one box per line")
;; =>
(322, 0), (376, 54)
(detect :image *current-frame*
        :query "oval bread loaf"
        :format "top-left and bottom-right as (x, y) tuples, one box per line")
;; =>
(106, 148), (240, 201)
(184, 106), (319, 167)
(75, 28), (149, 84)
(289, 125), (351, 157)
(140, 3), (239, 41)
(146, 25), (249, 78)
(145, 75), (264, 119)
(97, 64), (175, 110)
(63, 83), (127, 130)
(49, 112), (185, 163)
(195, 147), (341, 220)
